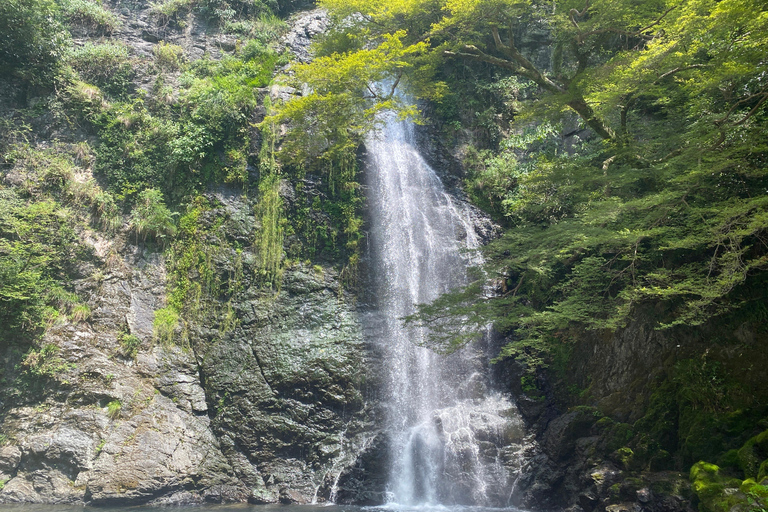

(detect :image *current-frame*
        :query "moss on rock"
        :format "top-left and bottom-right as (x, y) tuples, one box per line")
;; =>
(737, 429), (768, 479)
(690, 461), (768, 512)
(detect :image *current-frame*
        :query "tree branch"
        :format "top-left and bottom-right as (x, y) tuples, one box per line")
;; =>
(575, 5), (676, 43)
(490, 26), (566, 94)
(655, 64), (708, 82)
(385, 71), (404, 100)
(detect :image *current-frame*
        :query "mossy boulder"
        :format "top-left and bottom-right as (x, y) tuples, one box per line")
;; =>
(758, 460), (768, 482)
(737, 429), (768, 478)
(740, 479), (768, 499)
(690, 461), (766, 512)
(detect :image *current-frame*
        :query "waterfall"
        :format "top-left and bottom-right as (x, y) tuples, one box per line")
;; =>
(364, 115), (527, 507)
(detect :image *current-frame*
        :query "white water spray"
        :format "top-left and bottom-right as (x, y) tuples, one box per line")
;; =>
(364, 114), (526, 507)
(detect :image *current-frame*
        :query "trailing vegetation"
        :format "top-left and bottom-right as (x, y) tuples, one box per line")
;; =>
(0, 142), (98, 343)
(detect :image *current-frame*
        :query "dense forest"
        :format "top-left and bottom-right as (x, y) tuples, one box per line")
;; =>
(1, 0), (767, 510)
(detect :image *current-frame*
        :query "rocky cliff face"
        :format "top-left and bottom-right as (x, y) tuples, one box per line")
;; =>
(489, 303), (768, 512)
(0, 187), (376, 505)
(0, 2), (377, 505)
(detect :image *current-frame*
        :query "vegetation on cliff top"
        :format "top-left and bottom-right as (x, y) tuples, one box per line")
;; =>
(0, 0), (365, 353)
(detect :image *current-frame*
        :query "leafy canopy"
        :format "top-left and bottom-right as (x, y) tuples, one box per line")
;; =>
(270, 0), (768, 366)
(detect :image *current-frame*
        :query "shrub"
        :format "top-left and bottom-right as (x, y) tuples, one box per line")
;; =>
(92, 190), (122, 232)
(149, 0), (192, 24)
(0, 190), (80, 340)
(153, 41), (185, 71)
(60, 79), (109, 122)
(94, 105), (181, 195)
(0, 0), (69, 83)
(69, 303), (91, 322)
(21, 344), (72, 378)
(119, 332), (141, 358)
(106, 399), (121, 419)
(66, 42), (135, 98)
(153, 307), (179, 345)
(64, 177), (99, 206)
(224, 12), (287, 41)
(128, 188), (177, 244)
(59, 0), (120, 34)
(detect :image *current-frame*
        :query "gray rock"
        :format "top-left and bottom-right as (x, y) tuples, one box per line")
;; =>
(282, 9), (329, 62)
(0, 446), (21, 474)
(606, 503), (642, 512)
(637, 487), (653, 503)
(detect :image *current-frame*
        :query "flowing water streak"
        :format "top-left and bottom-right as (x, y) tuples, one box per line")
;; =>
(365, 114), (522, 506)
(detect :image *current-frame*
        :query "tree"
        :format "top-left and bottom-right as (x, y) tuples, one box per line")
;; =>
(274, 0), (767, 147)
(0, 0), (69, 82)
(263, 30), (430, 164)
(272, 0), (768, 363)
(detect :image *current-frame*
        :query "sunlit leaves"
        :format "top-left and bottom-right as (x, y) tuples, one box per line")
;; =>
(277, 0), (768, 367)
(264, 30), (429, 164)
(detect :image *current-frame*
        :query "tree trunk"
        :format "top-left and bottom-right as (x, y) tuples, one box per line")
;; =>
(566, 96), (615, 141)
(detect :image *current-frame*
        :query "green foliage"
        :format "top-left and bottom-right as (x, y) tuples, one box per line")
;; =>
(0, 0), (69, 82)
(150, 0), (278, 26)
(21, 344), (73, 378)
(58, 78), (110, 124)
(165, 195), (244, 344)
(91, 48), (282, 199)
(690, 461), (768, 512)
(58, 0), (120, 34)
(153, 41), (186, 71)
(223, 12), (287, 40)
(255, 172), (285, 288)
(129, 188), (177, 244)
(195, 0), (276, 25)
(0, 189), (82, 340)
(627, 351), (767, 473)
(106, 399), (122, 419)
(264, 31), (429, 164)
(153, 307), (179, 345)
(66, 42), (135, 99)
(92, 190), (122, 232)
(149, 0), (193, 24)
(0, 140), (120, 342)
(119, 332), (141, 358)
(738, 430), (768, 479)
(387, 0), (768, 370)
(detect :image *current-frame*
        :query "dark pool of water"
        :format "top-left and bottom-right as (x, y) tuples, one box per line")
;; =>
(0, 504), (523, 512)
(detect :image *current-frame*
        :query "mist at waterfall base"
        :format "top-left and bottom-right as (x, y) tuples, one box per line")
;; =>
(362, 113), (529, 509)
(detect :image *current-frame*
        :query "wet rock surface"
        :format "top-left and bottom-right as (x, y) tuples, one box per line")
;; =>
(0, 189), (374, 505)
(0, 2), (379, 505)
(0, 241), (245, 505)
(492, 332), (699, 512)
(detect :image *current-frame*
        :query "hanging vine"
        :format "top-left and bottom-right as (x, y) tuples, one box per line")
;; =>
(255, 105), (286, 289)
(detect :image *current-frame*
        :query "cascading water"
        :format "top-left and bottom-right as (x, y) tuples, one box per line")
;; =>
(364, 113), (528, 507)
